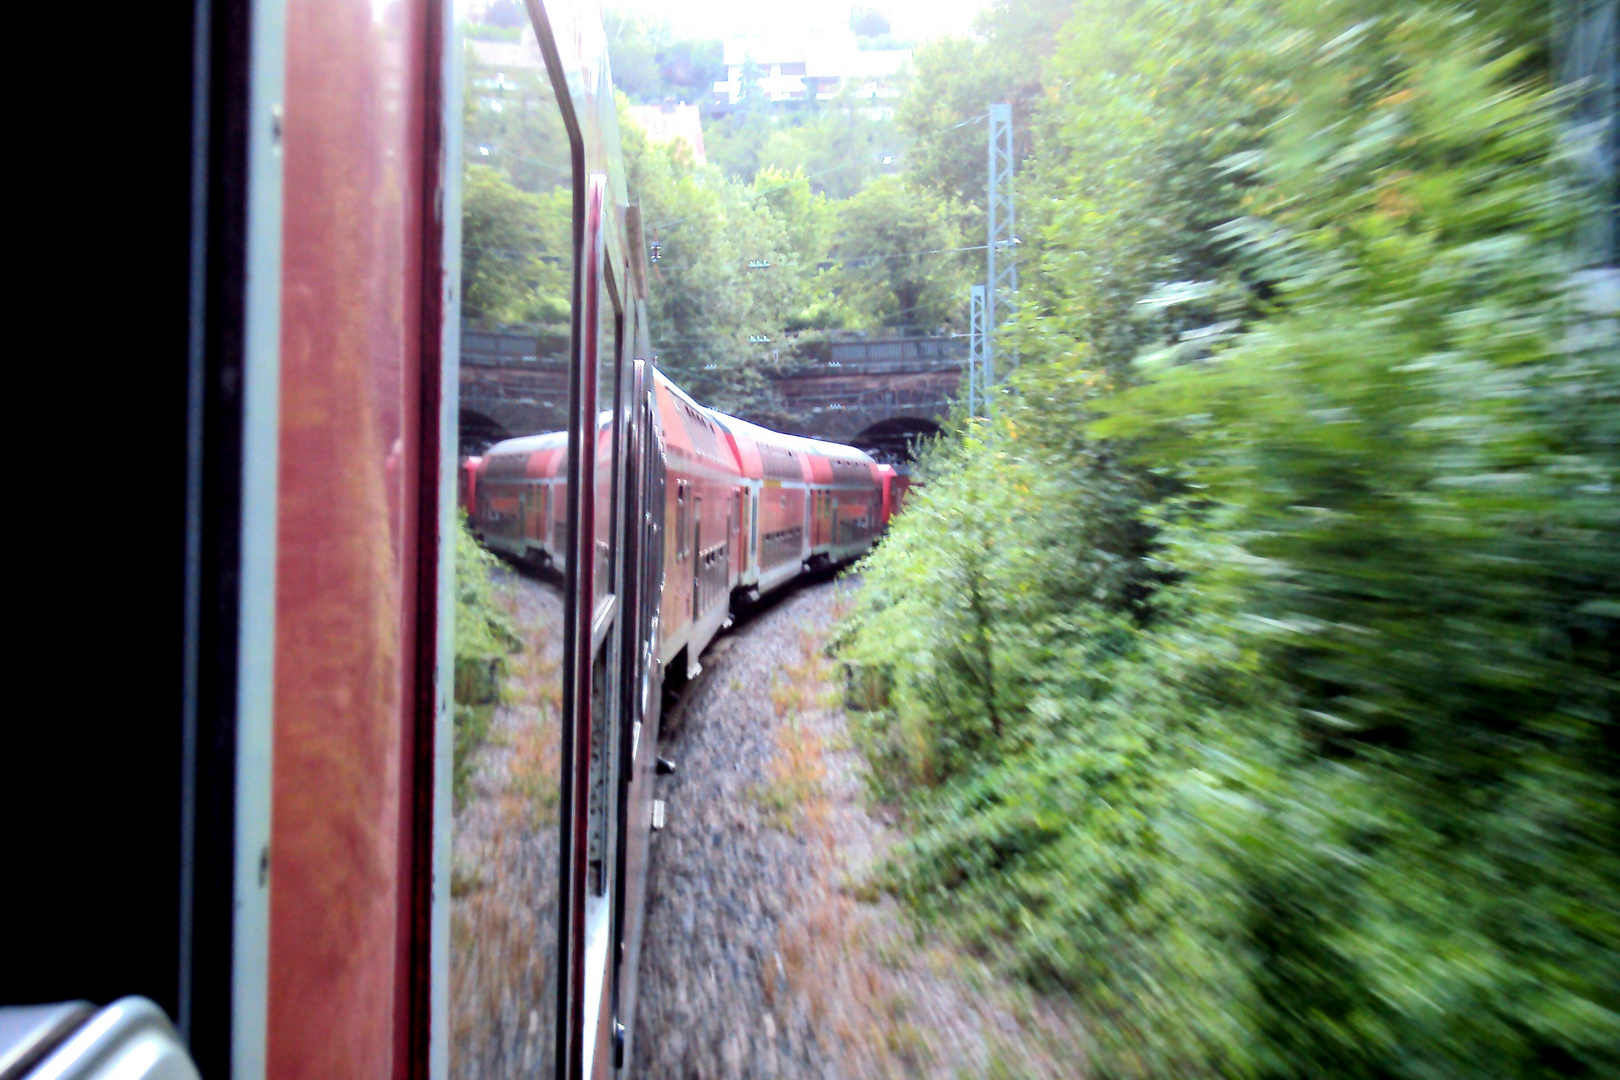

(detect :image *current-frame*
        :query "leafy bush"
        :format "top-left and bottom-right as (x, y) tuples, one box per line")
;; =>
(454, 515), (520, 808)
(846, 2), (1619, 1077)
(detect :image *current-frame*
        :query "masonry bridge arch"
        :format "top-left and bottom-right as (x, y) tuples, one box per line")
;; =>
(457, 328), (571, 456)
(457, 329), (965, 462)
(746, 333), (964, 462)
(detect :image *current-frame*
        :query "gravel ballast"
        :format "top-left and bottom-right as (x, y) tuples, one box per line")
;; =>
(633, 577), (1087, 1080)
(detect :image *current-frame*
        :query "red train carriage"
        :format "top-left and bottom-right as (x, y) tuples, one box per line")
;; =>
(474, 375), (889, 694)
(475, 429), (571, 567)
(713, 415), (884, 595)
(711, 413), (812, 603)
(645, 371), (741, 679)
(788, 434), (885, 567)
(460, 456), (482, 521)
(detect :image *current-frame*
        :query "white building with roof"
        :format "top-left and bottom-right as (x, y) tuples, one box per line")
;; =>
(711, 33), (910, 109)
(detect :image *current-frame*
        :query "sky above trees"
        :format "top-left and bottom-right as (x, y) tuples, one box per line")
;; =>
(595, 0), (987, 43)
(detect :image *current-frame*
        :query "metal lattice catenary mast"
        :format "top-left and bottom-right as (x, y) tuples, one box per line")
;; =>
(967, 284), (987, 416)
(985, 102), (1017, 386)
(964, 103), (1016, 417)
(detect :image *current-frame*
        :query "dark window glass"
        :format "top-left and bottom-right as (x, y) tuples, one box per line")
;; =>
(453, 22), (574, 1079)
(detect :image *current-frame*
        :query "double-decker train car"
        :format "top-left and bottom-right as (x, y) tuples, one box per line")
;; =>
(711, 415), (885, 584)
(472, 372), (890, 686)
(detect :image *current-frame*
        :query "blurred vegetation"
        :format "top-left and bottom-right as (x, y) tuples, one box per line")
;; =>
(844, 2), (1619, 1077)
(620, 110), (813, 414)
(600, 8), (723, 106)
(454, 515), (521, 809)
(460, 164), (572, 329)
(460, 52), (575, 331)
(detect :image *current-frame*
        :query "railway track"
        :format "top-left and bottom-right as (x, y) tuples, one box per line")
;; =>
(632, 579), (1088, 1080)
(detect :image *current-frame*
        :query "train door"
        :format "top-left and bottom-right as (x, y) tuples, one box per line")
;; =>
(610, 356), (659, 1077)
(730, 489), (742, 581)
(526, 483), (543, 545)
(750, 486), (760, 570)
(692, 494), (703, 619)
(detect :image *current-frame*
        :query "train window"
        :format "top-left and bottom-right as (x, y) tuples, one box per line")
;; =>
(452, 19), (575, 1079)
(595, 262), (621, 606)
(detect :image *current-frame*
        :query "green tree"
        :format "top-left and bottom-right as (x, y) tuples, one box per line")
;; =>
(602, 8), (669, 102)
(828, 176), (976, 331)
(750, 166), (845, 329)
(1098, 10), (1618, 1072)
(461, 165), (571, 328)
(895, 0), (1074, 205)
(705, 60), (775, 181)
(599, 10), (723, 105)
(622, 106), (802, 413)
(462, 53), (573, 196)
(756, 90), (899, 200)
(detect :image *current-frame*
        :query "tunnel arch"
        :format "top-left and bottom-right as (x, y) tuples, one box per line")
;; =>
(459, 409), (512, 457)
(852, 417), (941, 464)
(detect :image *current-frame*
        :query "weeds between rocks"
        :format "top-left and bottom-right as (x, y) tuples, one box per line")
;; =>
(638, 579), (1088, 1079)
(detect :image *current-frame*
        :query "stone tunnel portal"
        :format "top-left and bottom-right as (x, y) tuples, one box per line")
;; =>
(460, 409), (513, 457)
(851, 417), (941, 464)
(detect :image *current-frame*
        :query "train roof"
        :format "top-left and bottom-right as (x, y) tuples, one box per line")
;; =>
(484, 428), (569, 457)
(711, 412), (876, 466)
(650, 366), (708, 415)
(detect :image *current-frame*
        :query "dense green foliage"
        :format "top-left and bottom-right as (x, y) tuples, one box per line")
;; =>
(621, 112), (819, 412)
(454, 515), (520, 808)
(826, 176), (978, 332)
(620, 96), (971, 409)
(845, 2), (1619, 1077)
(460, 53), (574, 330)
(461, 164), (571, 328)
(896, 0), (1073, 204)
(704, 89), (901, 196)
(745, 94), (899, 201)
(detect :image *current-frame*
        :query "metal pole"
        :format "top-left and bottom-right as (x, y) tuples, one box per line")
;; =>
(968, 284), (986, 417)
(986, 103), (1016, 382)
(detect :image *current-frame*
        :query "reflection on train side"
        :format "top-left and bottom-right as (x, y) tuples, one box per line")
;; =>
(475, 414), (617, 574)
(453, 28), (573, 1079)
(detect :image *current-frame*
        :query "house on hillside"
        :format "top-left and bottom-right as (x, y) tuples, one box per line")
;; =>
(710, 33), (910, 115)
